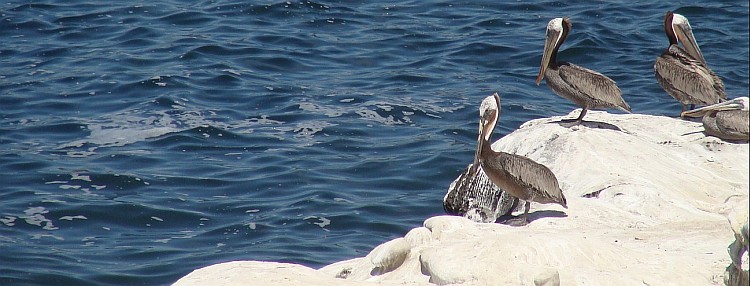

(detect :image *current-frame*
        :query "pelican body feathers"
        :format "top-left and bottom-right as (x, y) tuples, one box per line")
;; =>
(654, 11), (726, 113)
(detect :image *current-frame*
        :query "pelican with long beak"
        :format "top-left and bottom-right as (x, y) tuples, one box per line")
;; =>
(536, 17), (631, 124)
(472, 93), (567, 225)
(654, 11), (726, 113)
(681, 97), (749, 142)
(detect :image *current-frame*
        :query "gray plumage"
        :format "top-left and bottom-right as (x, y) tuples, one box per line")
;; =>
(544, 62), (631, 113)
(705, 111), (749, 141)
(536, 17), (631, 123)
(481, 151), (567, 207)
(682, 97), (749, 142)
(655, 12), (726, 113)
(655, 45), (726, 110)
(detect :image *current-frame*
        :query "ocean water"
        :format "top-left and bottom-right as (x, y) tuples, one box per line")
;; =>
(0, 1), (747, 285)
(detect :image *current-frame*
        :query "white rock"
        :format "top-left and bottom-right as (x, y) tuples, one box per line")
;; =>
(174, 111), (748, 286)
(533, 269), (560, 286)
(724, 198), (749, 285)
(404, 227), (432, 247)
(172, 261), (354, 286)
(368, 237), (411, 275)
(423, 215), (476, 240)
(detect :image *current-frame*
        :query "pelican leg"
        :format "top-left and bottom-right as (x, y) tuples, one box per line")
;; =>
(521, 201), (531, 224)
(499, 201), (531, 226)
(559, 108), (588, 126)
(575, 108), (588, 124)
(680, 104), (688, 118)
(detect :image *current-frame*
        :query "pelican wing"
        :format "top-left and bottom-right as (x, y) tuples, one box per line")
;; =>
(654, 46), (726, 103)
(716, 110), (750, 138)
(558, 63), (630, 111)
(497, 152), (566, 206)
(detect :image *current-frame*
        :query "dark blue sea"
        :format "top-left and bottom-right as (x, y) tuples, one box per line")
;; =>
(1, 1), (747, 285)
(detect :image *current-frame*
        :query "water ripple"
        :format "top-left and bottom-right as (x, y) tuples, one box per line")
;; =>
(0, 1), (747, 285)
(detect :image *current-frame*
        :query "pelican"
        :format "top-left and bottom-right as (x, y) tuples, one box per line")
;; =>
(654, 11), (726, 113)
(472, 93), (567, 224)
(536, 17), (631, 124)
(681, 97), (749, 142)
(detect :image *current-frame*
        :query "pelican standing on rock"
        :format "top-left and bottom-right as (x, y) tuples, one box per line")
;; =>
(654, 11), (726, 113)
(682, 97), (749, 142)
(536, 17), (632, 124)
(471, 93), (567, 225)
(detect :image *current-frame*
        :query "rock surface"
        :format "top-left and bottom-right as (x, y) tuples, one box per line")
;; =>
(173, 111), (749, 286)
(724, 198), (749, 286)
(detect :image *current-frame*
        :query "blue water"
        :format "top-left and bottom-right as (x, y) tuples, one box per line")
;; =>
(0, 1), (747, 285)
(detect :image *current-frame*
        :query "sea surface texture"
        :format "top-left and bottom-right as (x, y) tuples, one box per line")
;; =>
(1, 1), (748, 285)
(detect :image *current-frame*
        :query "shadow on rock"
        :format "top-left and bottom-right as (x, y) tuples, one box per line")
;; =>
(496, 210), (567, 226)
(550, 119), (623, 131)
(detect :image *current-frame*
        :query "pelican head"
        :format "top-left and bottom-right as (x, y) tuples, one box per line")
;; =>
(472, 93), (501, 169)
(682, 97), (750, 118)
(664, 11), (706, 65)
(536, 17), (571, 85)
(479, 93), (501, 141)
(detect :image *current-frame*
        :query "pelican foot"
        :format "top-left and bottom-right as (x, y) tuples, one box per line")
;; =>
(497, 215), (529, 226)
(557, 119), (583, 128)
(552, 119), (623, 131)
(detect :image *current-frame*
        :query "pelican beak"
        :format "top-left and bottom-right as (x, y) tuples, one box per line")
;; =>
(472, 121), (484, 169)
(536, 23), (562, 85)
(681, 99), (744, 118)
(672, 15), (706, 65)
(472, 114), (490, 171)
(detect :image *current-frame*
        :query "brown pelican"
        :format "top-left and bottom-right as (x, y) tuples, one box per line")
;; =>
(681, 97), (749, 142)
(536, 17), (631, 124)
(472, 93), (567, 224)
(654, 11), (726, 113)
(443, 162), (520, 223)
